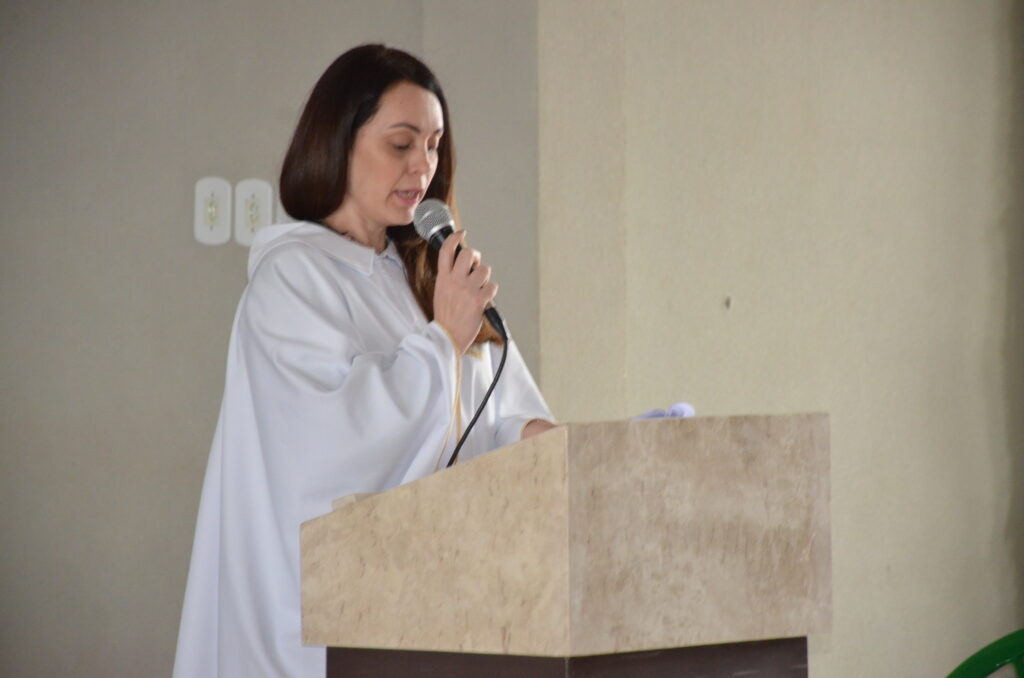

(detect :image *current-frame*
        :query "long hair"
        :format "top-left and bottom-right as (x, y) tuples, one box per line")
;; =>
(279, 44), (500, 345)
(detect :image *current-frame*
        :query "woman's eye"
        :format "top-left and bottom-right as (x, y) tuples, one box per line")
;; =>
(392, 144), (411, 151)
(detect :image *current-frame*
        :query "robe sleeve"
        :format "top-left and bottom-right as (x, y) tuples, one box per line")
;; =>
(236, 243), (460, 522)
(485, 338), (555, 451)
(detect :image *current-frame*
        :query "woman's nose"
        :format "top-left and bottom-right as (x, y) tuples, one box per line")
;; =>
(408, 145), (433, 176)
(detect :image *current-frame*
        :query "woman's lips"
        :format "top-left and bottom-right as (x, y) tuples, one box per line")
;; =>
(394, 190), (421, 206)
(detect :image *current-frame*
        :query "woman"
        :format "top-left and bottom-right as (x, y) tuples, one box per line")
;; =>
(173, 44), (555, 678)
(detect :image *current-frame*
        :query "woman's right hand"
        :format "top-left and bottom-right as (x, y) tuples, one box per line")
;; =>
(433, 230), (498, 354)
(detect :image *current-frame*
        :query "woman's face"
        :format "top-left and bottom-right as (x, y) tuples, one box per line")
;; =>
(344, 81), (444, 230)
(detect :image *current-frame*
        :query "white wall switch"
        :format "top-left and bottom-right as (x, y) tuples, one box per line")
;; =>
(194, 177), (231, 245)
(234, 178), (273, 247)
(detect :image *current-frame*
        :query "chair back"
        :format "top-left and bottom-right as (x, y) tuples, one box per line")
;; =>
(947, 630), (1024, 678)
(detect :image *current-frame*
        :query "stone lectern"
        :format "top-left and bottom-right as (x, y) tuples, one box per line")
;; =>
(301, 414), (831, 677)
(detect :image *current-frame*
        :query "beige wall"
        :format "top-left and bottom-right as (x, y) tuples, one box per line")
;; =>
(0, 1), (537, 675)
(540, 1), (1023, 676)
(423, 0), (541, 370)
(539, 1), (629, 421)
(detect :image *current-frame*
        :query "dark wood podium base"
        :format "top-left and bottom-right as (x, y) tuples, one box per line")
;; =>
(327, 636), (807, 677)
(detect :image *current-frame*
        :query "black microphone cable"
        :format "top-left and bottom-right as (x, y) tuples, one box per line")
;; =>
(446, 320), (509, 468)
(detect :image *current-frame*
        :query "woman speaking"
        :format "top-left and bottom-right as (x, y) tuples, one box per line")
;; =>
(173, 44), (555, 677)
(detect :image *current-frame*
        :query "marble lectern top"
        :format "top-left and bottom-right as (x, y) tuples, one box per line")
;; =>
(301, 414), (831, 657)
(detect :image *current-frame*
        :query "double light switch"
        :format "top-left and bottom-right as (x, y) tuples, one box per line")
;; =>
(194, 177), (277, 247)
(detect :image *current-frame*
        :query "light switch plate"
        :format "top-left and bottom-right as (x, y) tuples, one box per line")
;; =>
(234, 178), (273, 246)
(194, 177), (231, 245)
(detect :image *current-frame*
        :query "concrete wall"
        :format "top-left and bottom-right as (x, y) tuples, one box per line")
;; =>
(539, 1), (1023, 676)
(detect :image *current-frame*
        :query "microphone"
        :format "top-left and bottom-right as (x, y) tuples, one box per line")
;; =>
(413, 198), (508, 340)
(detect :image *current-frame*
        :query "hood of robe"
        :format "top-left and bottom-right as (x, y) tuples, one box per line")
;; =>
(247, 222), (332, 280)
(247, 222), (402, 280)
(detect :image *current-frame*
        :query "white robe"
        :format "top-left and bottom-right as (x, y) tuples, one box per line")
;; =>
(172, 222), (553, 678)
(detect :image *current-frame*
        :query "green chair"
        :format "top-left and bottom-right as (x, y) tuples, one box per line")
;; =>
(947, 630), (1024, 677)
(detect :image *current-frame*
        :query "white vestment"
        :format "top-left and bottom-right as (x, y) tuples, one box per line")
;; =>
(172, 222), (552, 678)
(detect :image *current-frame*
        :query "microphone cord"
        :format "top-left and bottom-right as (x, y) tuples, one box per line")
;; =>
(446, 324), (509, 468)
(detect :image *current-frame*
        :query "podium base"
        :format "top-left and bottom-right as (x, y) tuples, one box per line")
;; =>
(326, 636), (807, 677)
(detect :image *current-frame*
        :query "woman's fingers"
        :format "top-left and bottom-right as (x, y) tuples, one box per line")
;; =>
(438, 229), (465, 272)
(481, 281), (498, 305)
(453, 244), (480, 277)
(451, 233), (492, 294)
(469, 264), (491, 289)
(432, 229), (499, 351)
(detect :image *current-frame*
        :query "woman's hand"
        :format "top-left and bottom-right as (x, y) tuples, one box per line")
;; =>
(522, 419), (559, 439)
(433, 231), (498, 354)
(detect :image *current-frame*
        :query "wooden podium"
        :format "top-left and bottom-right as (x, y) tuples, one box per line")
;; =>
(301, 415), (831, 677)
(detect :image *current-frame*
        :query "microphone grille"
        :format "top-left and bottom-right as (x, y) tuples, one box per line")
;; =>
(413, 198), (453, 240)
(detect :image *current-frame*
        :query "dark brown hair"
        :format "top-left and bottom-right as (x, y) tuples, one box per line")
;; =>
(280, 44), (500, 345)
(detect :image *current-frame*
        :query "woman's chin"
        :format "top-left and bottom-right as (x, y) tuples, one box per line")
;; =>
(387, 207), (416, 226)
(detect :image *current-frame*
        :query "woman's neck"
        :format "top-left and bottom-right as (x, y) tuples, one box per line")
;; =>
(322, 210), (388, 253)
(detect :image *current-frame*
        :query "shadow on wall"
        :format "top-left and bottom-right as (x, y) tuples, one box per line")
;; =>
(1006, 0), (1024, 623)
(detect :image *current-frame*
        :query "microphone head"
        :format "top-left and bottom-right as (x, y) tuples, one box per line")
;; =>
(413, 198), (453, 240)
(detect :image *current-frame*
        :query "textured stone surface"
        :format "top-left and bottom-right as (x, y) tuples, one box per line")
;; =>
(301, 415), (831, 656)
(567, 415), (831, 654)
(302, 428), (572, 655)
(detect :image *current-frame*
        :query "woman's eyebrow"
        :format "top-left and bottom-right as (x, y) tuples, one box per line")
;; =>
(388, 122), (444, 135)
